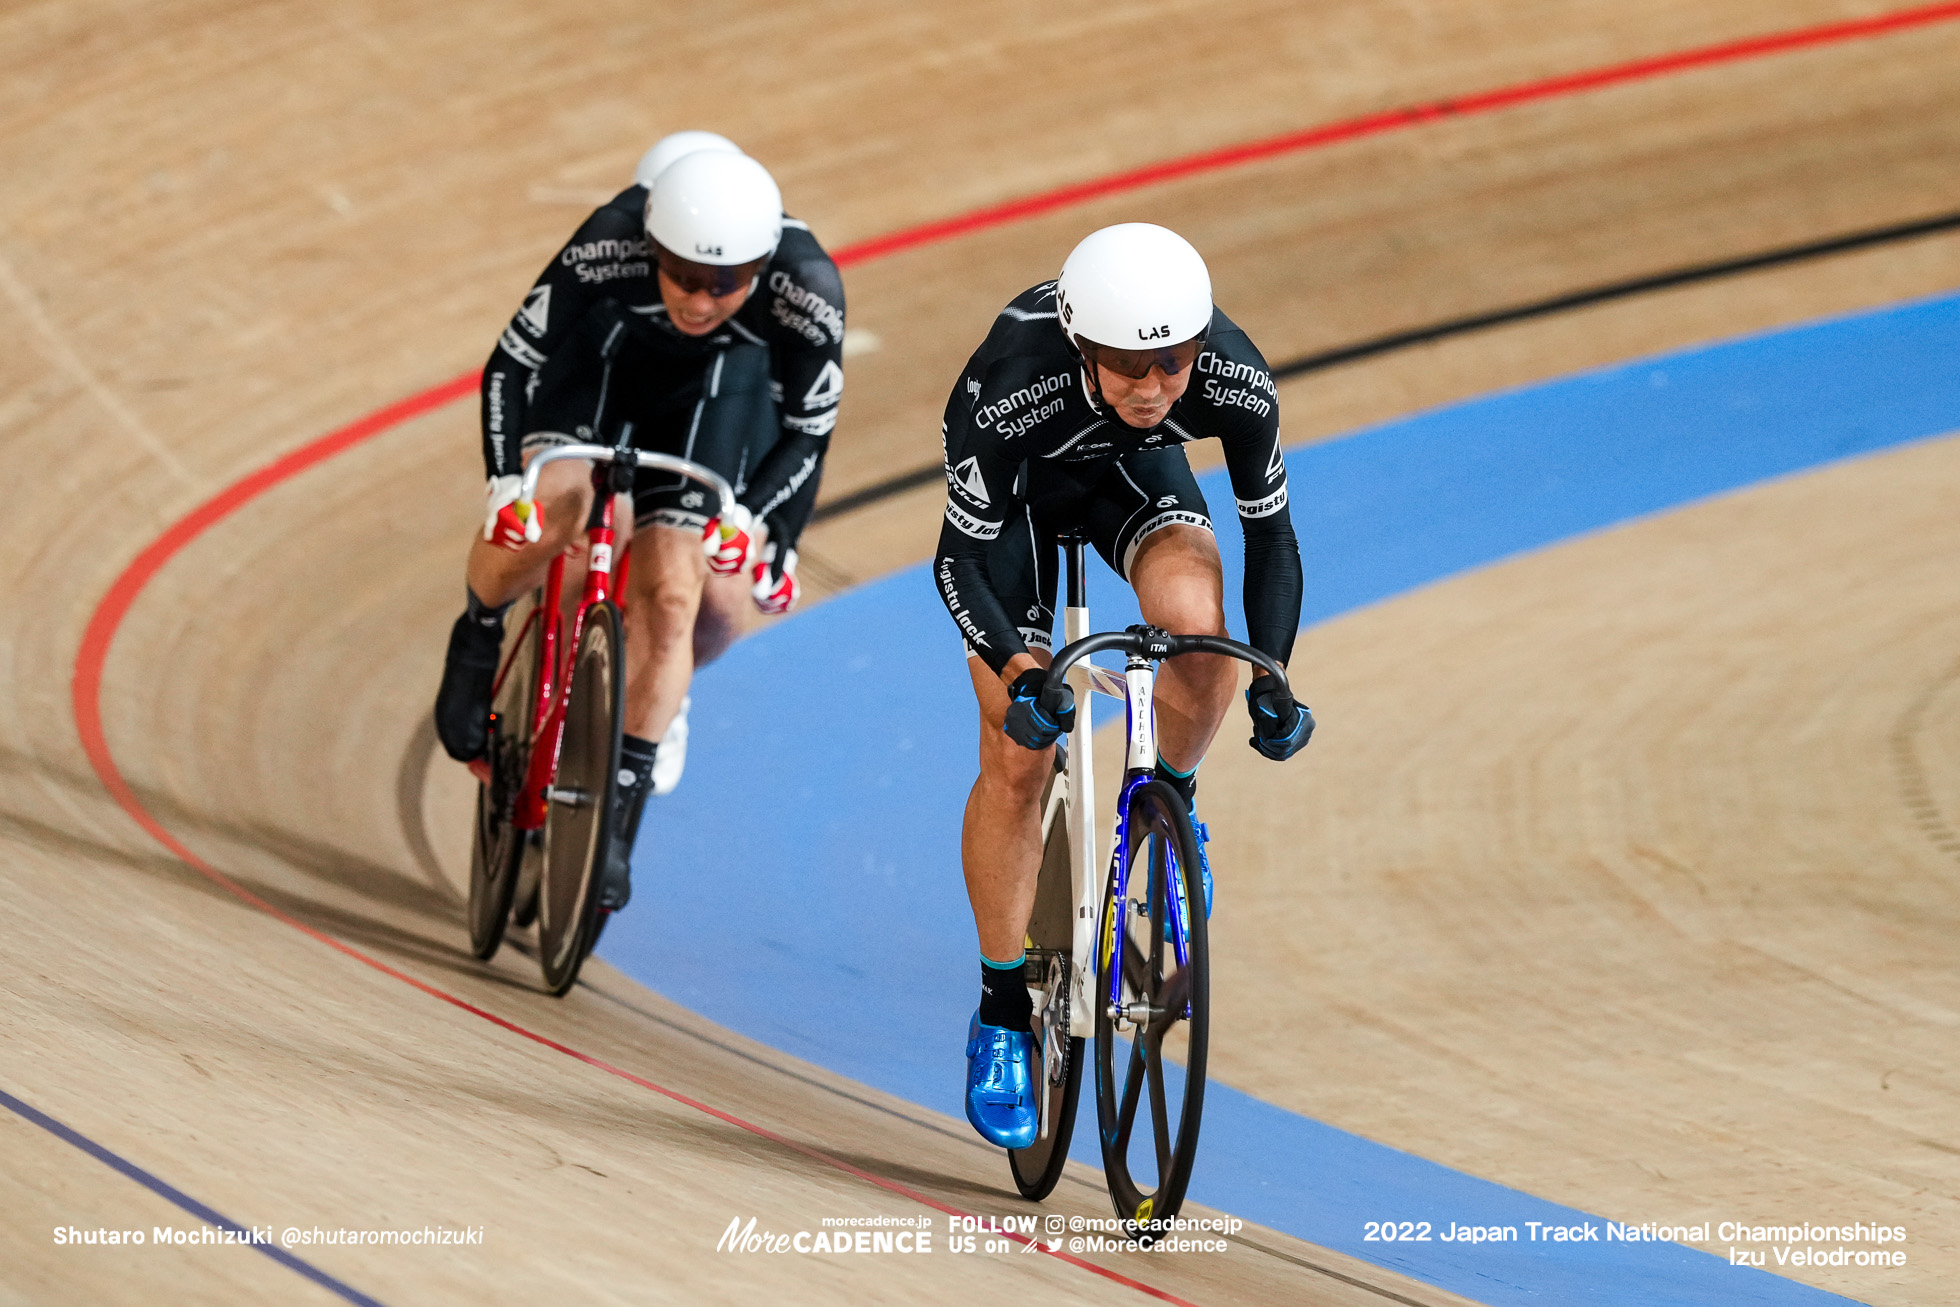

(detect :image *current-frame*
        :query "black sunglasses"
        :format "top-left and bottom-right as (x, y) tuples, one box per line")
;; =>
(1081, 334), (1206, 380)
(654, 242), (768, 297)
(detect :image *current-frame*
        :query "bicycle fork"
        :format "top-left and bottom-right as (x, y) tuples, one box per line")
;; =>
(1057, 546), (1193, 1038)
(1100, 653), (1194, 1029)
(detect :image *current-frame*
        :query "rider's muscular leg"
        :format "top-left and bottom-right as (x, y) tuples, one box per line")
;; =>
(622, 525), (707, 741)
(1130, 525), (1234, 774)
(464, 455), (593, 606)
(963, 651), (1053, 963)
(692, 570), (752, 668)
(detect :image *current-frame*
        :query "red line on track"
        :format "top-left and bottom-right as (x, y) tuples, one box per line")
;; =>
(827, 0), (1960, 265)
(49, 816), (1186, 1301)
(66, 5), (1960, 1302)
(72, 372), (481, 862)
(66, 380), (1192, 1305)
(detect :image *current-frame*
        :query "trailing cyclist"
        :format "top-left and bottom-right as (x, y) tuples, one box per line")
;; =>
(932, 223), (1311, 1148)
(435, 136), (845, 913)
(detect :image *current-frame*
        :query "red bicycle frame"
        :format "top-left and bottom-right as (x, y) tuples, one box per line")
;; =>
(480, 438), (733, 830)
(504, 464), (623, 832)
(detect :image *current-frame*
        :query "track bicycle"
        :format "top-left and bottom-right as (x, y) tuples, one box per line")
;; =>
(1008, 533), (1302, 1239)
(466, 426), (734, 996)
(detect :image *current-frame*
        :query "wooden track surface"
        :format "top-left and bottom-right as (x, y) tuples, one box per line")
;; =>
(3, 0), (1958, 1301)
(1183, 431), (1960, 1303)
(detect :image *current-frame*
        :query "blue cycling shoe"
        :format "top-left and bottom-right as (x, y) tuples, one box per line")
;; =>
(1164, 819), (1214, 941)
(965, 1012), (1038, 1149)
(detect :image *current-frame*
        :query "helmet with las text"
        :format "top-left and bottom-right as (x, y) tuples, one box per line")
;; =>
(632, 130), (741, 189)
(1054, 223), (1213, 409)
(643, 150), (784, 298)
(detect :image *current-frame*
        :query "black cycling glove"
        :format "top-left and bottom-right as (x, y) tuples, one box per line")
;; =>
(1247, 673), (1313, 760)
(1003, 668), (1077, 750)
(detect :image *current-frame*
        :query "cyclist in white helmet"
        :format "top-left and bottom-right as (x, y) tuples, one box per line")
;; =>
(934, 223), (1310, 1149)
(632, 129), (740, 189)
(436, 140), (846, 913)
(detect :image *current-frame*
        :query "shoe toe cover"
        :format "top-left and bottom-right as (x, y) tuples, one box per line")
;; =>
(964, 1013), (1038, 1149)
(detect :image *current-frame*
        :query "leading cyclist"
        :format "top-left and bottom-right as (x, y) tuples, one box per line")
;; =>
(434, 139), (845, 912)
(933, 223), (1311, 1148)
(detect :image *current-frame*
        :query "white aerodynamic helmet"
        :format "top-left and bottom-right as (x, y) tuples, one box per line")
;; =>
(632, 130), (742, 188)
(1055, 223), (1213, 351)
(644, 150), (784, 267)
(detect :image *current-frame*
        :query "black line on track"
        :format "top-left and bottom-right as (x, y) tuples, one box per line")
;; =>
(1269, 206), (1960, 378)
(0, 1083), (388, 1307)
(464, 210), (1960, 1291)
(812, 463), (946, 522)
(811, 206), (1960, 525)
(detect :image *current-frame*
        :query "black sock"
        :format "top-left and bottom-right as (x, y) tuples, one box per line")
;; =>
(611, 734), (659, 851)
(465, 587), (511, 631)
(1154, 756), (1198, 810)
(979, 954), (1033, 1032)
(619, 733), (659, 793)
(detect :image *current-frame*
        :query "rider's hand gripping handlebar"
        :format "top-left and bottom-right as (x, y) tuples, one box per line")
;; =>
(1004, 668), (1077, 750)
(484, 474), (541, 549)
(1246, 673), (1313, 760)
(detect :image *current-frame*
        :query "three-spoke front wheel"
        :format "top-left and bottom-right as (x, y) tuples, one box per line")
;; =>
(537, 601), (623, 996)
(467, 593), (542, 960)
(1009, 765), (1087, 1199)
(1093, 778), (1209, 1239)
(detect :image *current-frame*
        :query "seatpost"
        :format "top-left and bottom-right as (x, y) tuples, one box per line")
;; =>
(1064, 536), (1087, 610)
(608, 420), (638, 496)
(575, 422), (626, 606)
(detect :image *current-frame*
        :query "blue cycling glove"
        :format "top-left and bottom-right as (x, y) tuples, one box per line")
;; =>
(1246, 673), (1313, 760)
(1003, 668), (1077, 750)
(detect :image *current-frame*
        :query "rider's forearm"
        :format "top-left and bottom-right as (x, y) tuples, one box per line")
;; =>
(1242, 515), (1303, 666)
(479, 349), (532, 479)
(999, 652), (1041, 684)
(756, 465), (820, 555)
(739, 424), (826, 523)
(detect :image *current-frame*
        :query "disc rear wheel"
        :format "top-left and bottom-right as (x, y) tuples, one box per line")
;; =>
(467, 593), (542, 960)
(537, 601), (623, 996)
(1093, 778), (1209, 1239)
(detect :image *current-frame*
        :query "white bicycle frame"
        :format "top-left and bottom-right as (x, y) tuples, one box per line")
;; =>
(1044, 541), (1158, 1044)
(1026, 549), (1291, 1148)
